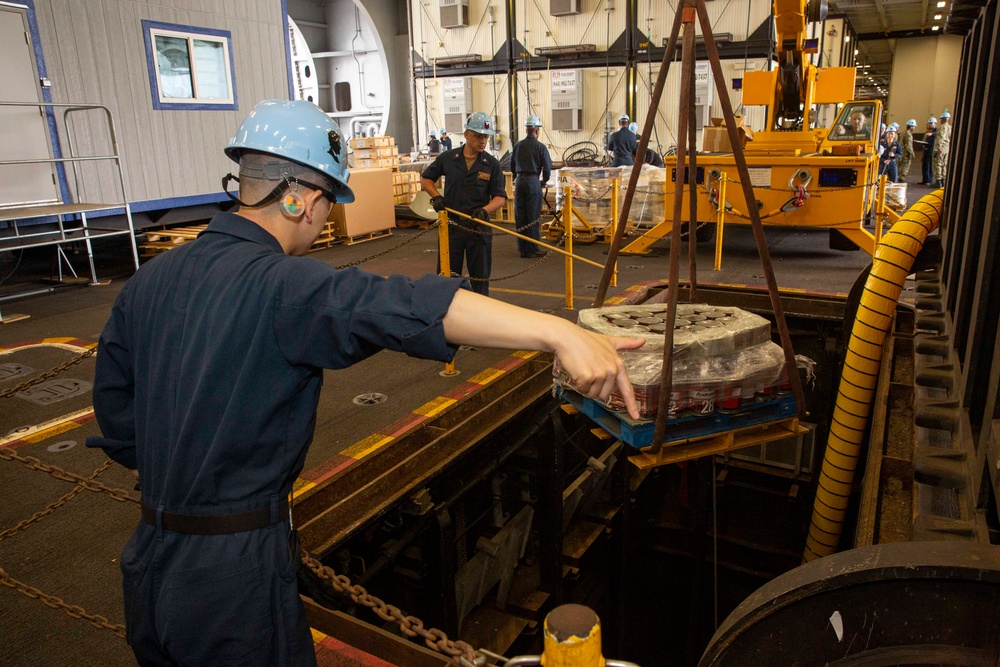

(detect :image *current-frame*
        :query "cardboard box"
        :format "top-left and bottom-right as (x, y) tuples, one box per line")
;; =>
(702, 116), (753, 153)
(702, 126), (732, 153)
(349, 136), (395, 149)
(355, 145), (399, 159)
(355, 157), (399, 170)
(328, 167), (395, 237)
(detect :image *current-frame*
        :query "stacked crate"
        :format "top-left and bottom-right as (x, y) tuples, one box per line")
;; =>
(393, 170), (422, 205)
(490, 172), (515, 224)
(349, 136), (399, 170)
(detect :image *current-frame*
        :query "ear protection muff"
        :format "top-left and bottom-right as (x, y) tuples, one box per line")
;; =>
(280, 184), (306, 217)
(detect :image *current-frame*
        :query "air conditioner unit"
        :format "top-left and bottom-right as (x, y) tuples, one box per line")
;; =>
(550, 69), (583, 131)
(551, 0), (581, 16)
(442, 77), (473, 134)
(440, 0), (470, 28)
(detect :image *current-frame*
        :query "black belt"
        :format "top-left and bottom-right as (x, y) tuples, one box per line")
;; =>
(141, 498), (288, 535)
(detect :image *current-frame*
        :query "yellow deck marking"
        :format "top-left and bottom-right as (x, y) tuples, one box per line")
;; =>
(412, 396), (456, 417)
(1, 407), (94, 446)
(341, 433), (394, 460)
(293, 480), (316, 497)
(0, 339), (96, 354)
(468, 368), (504, 384)
(512, 350), (539, 359)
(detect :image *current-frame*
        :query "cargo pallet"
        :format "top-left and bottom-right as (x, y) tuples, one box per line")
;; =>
(556, 387), (807, 469)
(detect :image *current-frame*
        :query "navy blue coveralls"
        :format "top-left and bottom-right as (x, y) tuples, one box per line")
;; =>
(878, 138), (901, 183)
(607, 127), (637, 167)
(421, 147), (506, 296)
(510, 134), (553, 256)
(87, 211), (464, 667)
(921, 129), (936, 185)
(441, 135), (453, 151)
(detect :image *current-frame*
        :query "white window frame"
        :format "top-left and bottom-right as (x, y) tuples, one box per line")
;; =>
(144, 22), (236, 109)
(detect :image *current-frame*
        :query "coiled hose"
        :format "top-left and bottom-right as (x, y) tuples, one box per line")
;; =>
(803, 188), (945, 563)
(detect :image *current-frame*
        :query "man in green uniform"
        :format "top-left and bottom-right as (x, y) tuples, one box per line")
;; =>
(898, 119), (916, 181)
(933, 109), (951, 188)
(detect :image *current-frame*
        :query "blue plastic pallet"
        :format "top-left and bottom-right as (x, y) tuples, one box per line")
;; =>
(556, 386), (797, 450)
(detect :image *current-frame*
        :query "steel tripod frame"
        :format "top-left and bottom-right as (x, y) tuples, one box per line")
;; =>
(594, 0), (806, 454)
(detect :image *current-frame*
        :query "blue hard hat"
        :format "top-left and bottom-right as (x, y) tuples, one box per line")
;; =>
(429, 131), (437, 137)
(906, 119), (917, 127)
(464, 111), (496, 136)
(940, 109), (951, 118)
(628, 122), (638, 133)
(928, 117), (938, 124)
(225, 99), (354, 203)
(887, 122), (899, 132)
(618, 113), (630, 123)
(440, 128), (448, 135)
(525, 115), (543, 128)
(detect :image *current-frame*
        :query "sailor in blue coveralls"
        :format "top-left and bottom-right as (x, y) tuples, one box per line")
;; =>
(607, 113), (637, 167)
(420, 111), (507, 296)
(440, 128), (453, 152)
(510, 114), (553, 258)
(87, 99), (643, 667)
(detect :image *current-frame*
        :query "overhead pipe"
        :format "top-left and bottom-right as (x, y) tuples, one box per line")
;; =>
(803, 189), (945, 562)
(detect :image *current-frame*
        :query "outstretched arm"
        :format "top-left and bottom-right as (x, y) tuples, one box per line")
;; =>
(442, 289), (644, 418)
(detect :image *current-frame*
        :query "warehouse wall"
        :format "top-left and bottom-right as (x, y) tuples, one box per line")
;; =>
(887, 35), (963, 128)
(514, 0), (627, 53)
(32, 0), (288, 206)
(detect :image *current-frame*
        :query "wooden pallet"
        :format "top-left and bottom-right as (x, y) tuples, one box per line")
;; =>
(557, 387), (807, 469)
(395, 218), (431, 229)
(337, 229), (392, 245)
(312, 228), (393, 250)
(139, 225), (208, 255)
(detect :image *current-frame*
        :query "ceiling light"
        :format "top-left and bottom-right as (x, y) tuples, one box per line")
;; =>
(936, 1), (945, 6)
(844, 35), (850, 43)
(934, 13), (942, 19)
(932, 25), (940, 30)
(854, 49), (859, 55)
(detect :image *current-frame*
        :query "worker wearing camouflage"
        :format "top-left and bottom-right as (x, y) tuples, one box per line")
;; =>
(933, 109), (951, 187)
(898, 119), (916, 181)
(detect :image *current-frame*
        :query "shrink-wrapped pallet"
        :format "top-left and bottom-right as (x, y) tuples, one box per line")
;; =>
(559, 303), (787, 418)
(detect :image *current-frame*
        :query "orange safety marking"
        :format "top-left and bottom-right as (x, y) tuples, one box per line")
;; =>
(311, 629), (395, 666)
(0, 337), (96, 354)
(1, 408), (95, 449)
(294, 351), (537, 494)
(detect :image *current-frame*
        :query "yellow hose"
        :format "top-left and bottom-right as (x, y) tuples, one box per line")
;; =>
(803, 189), (944, 562)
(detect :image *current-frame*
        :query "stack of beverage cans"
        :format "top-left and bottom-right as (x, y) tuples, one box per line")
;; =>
(565, 303), (788, 419)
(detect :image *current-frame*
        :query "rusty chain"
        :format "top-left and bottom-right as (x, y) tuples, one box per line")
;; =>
(334, 225), (436, 270)
(300, 551), (481, 666)
(0, 346), (96, 400)
(0, 447), (139, 505)
(0, 567), (126, 638)
(0, 459), (115, 541)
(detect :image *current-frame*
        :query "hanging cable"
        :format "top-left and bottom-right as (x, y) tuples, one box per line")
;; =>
(737, 0), (753, 115)
(603, 0), (614, 161)
(712, 458), (719, 630)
